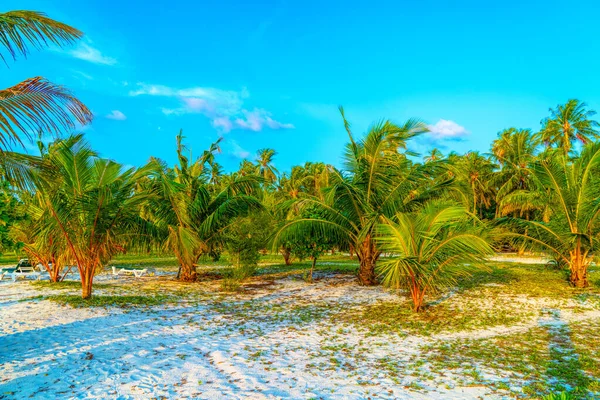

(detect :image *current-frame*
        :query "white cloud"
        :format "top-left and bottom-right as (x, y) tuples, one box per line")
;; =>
(106, 110), (126, 120)
(427, 119), (468, 139)
(70, 43), (116, 65)
(130, 83), (293, 133)
(229, 139), (250, 159)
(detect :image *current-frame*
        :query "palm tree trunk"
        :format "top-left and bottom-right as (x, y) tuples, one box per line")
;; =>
(179, 263), (197, 282)
(569, 242), (588, 288)
(357, 236), (378, 286)
(49, 264), (60, 282)
(81, 268), (94, 299)
(309, 256), (316, 282)
(281, 247), (292, 266)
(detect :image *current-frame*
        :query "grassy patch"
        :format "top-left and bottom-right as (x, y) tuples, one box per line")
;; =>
(417, 319), (600, 399)
(30, 280), (112, 290)
(46, 294), (174, 308)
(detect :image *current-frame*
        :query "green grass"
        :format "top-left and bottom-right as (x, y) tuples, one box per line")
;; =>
(335, 262), (600, 336)
(417, 319), (600, 399)
(31, 280), (113, 290)
(46, 294), (174, 308)
(0, 252), (22, 265)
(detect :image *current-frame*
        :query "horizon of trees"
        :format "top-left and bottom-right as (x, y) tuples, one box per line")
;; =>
(1, 9), (600, 312)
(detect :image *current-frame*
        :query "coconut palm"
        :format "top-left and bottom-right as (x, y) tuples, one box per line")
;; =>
(491, 128), (539, 217)
(256, 148), (279, 184)
(375, 202), (492, 312)
(449, 152), (495, 218)
(500, 142), (600, 287)
(32, 135), (150, 298)
(275, 107), (450, 285)
(424, 148), (443, 163)
(142, 132), (262, 281)
(538, 99), (599, 155)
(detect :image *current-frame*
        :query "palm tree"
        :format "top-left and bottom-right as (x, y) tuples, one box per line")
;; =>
(0, 11), (92, 149)
(31, 135), (149, 298)
(256, 148), (279, 184)
(538, 99), (599, 155)
(275, 107), (449, 285)
(449, 152), (495, 218)
(491, 128), (539, 218)
(376, 202), (492, 312)
(142, 132), (262, 281)
(500, 142), (600, 287)
(424, 148), (443, 163)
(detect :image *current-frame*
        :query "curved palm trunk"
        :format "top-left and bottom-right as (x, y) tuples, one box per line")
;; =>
(356, 236), (378, 286)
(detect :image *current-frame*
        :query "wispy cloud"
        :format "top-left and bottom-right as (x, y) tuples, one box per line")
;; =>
(229, 139), (250, 159)
(106, 110), (127, 120)
(69, 42), (117, 65)
(130, 83), (293, 133)
(427, 119), (468, 139)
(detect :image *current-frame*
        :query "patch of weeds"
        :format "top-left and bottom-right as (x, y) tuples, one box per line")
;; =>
(18, 294), (45, 302)
(219, 278), (241, 293)
(31, 280), (112, 290)
(337, 299), (529, 336)
(46, 294), (174, 308)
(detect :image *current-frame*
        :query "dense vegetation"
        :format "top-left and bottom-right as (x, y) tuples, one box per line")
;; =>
(1, 9), (600, 315)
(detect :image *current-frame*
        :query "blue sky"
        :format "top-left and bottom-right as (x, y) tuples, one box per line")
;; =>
(3, 0), (600, 172)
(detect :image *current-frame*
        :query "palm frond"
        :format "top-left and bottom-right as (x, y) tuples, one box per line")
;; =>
(0, 10), (83, 62)
(0, 77), (93, 149)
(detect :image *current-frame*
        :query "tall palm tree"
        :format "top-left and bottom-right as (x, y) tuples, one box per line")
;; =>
(275, 107), (449, 285)
(376, 202), (492, 312)
(256, 148), (279, 184)
(0, 10), (92, 149)
(142, 132), (262, 281)
(500, 142), (600, 287)
(424, 148), (443, 163)
(538, 99), (599, 156)
(449, 152), (495, 218)
(32, 135), (149, 298)
(491, 128), (539, 218)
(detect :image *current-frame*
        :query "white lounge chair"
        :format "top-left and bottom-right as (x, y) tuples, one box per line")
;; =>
(111, 266), (148, 278)
(10, 259), (41, 282)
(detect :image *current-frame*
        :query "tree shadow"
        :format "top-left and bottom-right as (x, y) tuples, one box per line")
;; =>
(539, 309), (591, 399)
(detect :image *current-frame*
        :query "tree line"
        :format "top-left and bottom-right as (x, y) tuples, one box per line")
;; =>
(1, 9), (599, 312)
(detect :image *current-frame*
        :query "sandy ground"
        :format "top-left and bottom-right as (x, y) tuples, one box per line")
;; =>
(1, 255), (597, 399)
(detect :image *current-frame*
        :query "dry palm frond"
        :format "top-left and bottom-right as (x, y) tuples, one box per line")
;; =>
(0, 77), (93, 149)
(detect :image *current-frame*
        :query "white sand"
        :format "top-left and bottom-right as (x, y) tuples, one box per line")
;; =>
(1, 271), (598, 399)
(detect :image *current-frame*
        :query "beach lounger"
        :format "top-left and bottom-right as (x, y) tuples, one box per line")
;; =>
(112, 266), (148, 278)
(4, 259), (42, 282)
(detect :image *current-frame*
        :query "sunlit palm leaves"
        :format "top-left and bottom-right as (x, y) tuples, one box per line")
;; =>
(492, 128), (539, 217)
(0, 77), (92, 148)
(499, 142), (600, 287)
(256, 148), (278, 184)
(0, 9), (92, 191)
(142, 134), (262, 281)
(376, 202), (492, 311)
(276, 108), (450, 285)
(31, 135), (150, 297)
(538, 99), (600, 155)
(0, 10), (82, 61)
